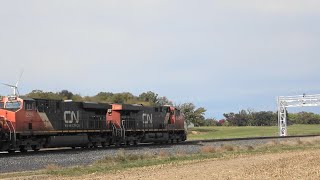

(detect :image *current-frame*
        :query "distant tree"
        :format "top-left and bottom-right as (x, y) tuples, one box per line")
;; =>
(223, 112), (236, 125)
(156, 96), (173, 106)
(110, 92), (135, 103)
(139, 91), (158, 105)
(94, 92), (114, 102)
(112, 94), (125, 103)
(59, 90), (73, 99)
(251, 111), (277, 126)
(205, 118), (218, 126)
(224, 110), (278, 126)
(178, 103), (206, 126)
(289, 112), (320, 124)
(71, 94), (83, 101)
(26, 90), (61, 100)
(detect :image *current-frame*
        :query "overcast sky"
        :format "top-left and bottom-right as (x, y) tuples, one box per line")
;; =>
(1, 1), (320, 118)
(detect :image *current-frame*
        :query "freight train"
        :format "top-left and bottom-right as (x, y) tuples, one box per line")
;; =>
(0, 95), (187, 153)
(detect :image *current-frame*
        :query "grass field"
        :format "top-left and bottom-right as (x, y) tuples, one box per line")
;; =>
(2, 136), (320, 179)
(188, 124), (320, 140)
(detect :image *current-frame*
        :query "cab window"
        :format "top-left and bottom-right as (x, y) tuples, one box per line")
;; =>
(5, 101), (21, 109)
(24, 101), (35, 110)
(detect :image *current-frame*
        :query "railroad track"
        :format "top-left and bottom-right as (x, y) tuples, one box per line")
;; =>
(186, 134), (320, 144)
(1, 134), (319, 155)
(1, 134), (319, 173)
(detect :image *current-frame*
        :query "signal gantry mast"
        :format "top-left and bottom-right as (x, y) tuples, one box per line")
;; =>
(277, 94), (320, 136)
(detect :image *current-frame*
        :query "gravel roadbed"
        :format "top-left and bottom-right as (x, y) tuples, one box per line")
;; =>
(0, 136), (316, 173)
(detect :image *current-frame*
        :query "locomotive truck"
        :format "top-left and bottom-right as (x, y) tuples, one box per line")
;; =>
(0, 95), (187, 153)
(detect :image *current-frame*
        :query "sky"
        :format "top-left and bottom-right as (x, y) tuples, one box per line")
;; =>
(0, 1), (320, 119)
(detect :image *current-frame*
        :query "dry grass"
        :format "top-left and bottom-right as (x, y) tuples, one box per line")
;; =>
(245, 145), (255, 151)
(97, 150), (156, 164)
(190, 131), (199, 135)
(175, 150), (187, 157)
(265, 140), (280, 146)
(260, 137), (320, 150)
(158, 150), (168, 158)
(45, 164), (60, 171)
(219, 144), (236, 152)
(200, 146), (216, 153)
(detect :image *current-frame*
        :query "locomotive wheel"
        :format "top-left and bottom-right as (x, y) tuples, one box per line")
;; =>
(32, 145), (40, 152)
(133, 140), (138, 146)
(108, 139), (112, 146)
(101, 142), (106, 148)
(115, 141), (121, 147)
(8, 150), (15, 153)
(20, 147), (27, 153)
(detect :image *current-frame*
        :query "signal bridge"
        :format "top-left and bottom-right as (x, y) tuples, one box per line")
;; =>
(277, 94), (320, 136)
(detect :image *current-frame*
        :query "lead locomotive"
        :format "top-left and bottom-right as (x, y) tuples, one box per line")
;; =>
(0, 95), (187, 152)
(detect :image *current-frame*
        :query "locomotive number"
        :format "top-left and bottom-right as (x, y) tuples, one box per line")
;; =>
(26, 112), (34, 118)
(142, 113), (153, 124)
(64, 111), (80, 128)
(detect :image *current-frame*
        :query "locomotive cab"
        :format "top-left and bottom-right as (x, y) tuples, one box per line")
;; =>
(0, 96), (22, 111)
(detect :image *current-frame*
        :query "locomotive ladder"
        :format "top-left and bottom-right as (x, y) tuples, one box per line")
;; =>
(112, 120), (126, 140)
(4, 120), (16, 144)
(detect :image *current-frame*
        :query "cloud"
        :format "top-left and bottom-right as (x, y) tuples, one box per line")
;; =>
(0, 1), (319, 117)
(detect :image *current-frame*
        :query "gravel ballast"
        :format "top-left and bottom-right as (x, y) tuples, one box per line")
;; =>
(0, 136), (317, 173)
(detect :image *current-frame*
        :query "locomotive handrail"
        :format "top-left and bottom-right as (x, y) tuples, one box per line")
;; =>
(119, 119), (169, 131)
(111, 123), (117, 137)
(121, 120), (126, 139)
(4, 120), (12, 140)
(4, 120), (16, 143)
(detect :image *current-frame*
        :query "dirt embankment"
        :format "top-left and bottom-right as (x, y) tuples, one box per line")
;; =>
(79, 149), (320, 180)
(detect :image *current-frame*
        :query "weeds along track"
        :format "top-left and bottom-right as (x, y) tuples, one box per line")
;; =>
(1, 134), (319, 156)
(1, 135), (320, 173)
(0, 135), (320, 157)
(187, 134), (320, 144)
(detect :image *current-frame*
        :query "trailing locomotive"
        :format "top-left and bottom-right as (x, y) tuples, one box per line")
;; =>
(0, 95), (187, 153)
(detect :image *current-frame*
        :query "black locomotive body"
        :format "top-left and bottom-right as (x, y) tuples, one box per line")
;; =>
(107, 104), (186, 144)
(0, 96), (187, 152)
(34, 98), (111, 131)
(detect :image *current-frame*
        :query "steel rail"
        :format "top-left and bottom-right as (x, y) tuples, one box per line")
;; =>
(1, 134), (319, 156)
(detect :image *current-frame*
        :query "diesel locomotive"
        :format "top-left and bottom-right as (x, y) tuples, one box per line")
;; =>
(0, 95), (187, 153)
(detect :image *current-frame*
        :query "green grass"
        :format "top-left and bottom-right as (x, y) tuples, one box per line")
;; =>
(188, 124), (320, 140)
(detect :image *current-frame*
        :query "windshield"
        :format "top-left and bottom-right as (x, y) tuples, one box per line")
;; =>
(5, 101), (21, 109)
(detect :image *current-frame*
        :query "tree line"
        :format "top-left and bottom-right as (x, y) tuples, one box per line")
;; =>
(24, 90), (209, 126)
(2, 90), (319, 127)
(221, 110), (320, 126)
(23, 90), (208, 126)
(25, 90), (173, 106)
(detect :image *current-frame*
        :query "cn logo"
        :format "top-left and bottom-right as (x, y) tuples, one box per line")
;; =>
(142, 113), (153, 124)
(64, 111), (80, 124)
